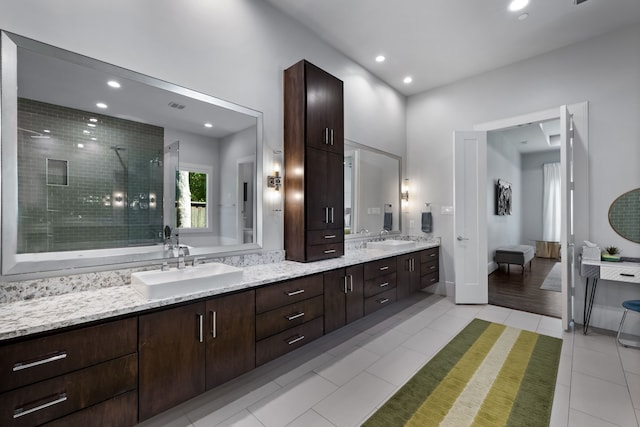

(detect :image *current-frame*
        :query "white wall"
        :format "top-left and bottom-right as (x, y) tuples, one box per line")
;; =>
(521, 150), (561, 244)
(486, 134), (522, 271)
(0, 0), (407, 254)
(407, 23), (640, 331)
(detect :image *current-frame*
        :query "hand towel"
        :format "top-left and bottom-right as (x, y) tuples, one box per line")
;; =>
(421, 211), (432, 233)
(383, 212), (392, 231)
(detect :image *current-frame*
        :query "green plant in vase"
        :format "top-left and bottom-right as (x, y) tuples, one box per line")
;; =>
(601, 246), (621, 262)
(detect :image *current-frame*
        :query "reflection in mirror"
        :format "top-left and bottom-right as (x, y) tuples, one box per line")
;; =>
(1, 31), (263, 277)
(344, 140), (401, 237)
(609, 188), (640, 243)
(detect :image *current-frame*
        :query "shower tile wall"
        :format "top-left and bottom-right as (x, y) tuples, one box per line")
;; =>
(17, 98), (164, 253)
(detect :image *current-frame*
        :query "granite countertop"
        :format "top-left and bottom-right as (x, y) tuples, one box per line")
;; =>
(0, 241), (440, 342)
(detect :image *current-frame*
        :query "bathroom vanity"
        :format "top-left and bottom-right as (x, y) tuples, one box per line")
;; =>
(0, 241), (439, 425)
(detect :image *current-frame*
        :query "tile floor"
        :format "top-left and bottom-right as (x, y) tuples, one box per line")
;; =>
(138, 292), (640, 427)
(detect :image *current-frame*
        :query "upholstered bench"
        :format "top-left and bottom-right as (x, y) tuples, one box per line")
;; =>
(494, 245), (535, 274)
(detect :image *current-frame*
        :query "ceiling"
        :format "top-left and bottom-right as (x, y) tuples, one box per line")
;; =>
(490, 118), (561, 154)
(266, 0), (640, 96)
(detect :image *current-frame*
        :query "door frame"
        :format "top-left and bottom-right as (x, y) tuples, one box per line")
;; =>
(473, 102), (589, 329)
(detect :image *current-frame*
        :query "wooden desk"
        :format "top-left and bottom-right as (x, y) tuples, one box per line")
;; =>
(580, 259), (640, 334)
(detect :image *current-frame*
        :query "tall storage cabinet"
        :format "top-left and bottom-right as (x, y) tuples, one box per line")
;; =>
(284, 60), (344, 262)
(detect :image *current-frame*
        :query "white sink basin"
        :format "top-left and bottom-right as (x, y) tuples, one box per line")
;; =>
(132, 262), (243, 299)
(367, 240), (416, 251)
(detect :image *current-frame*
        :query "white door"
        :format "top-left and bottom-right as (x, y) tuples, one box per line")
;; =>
(560, 105), (574, 330)
(453, 131), (488, 304)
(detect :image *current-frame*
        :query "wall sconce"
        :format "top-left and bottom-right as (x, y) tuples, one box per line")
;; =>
(401, 179), (409, 202)
(267, 171), (282, 191)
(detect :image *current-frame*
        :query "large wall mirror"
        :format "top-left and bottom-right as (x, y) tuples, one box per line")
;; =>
(344, 139), (401, 237)
(609, 188), (640, 243)
(1, 31), (263, 277)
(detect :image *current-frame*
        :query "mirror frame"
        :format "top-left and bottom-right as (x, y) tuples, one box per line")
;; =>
(1, 30), (264, 278)
(344, 139), (402, 239)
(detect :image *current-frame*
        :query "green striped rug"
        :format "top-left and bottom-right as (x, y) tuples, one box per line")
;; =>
(363, 319), (562, 427)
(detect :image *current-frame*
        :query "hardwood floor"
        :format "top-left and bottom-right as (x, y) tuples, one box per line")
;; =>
(488, 257), (562, 318)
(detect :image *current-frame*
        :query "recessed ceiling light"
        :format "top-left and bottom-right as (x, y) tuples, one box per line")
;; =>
(83, 130), (91, 134)
(204, 123), (213, 128)
(96, 102), (108, 109)
(87, 123), (96, 127)
(375, 55), (386, 63)
(403, 76), (413, 84)
(77, 143), (85, 148)
(91, 137), (97, 141)
(89, 118), (98, 122)
(509, 0), (529, 12)
(107, 80), (121, 88)
(518, 12), (529, 20)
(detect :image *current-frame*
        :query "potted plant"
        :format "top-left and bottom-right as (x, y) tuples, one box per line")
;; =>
(601, 246), (621, 262)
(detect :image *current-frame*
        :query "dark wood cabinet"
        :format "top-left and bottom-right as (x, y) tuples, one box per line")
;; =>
(420, 247), (440, 289)
(0, 318), (137, 427)
(284, 59), (344, 262)
(139, 290), (256, 421)
(205, 291), (256, 390)
(397, 252), (421, 298)
(324, 264), (364, 334)
(138, 302), (206, 421)
(363, 257), (398, 315)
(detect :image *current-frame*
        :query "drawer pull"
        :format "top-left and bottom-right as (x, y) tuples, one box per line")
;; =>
(211, 310), (217, 338)
(14, 393), (67, 419)
(620, 273), (635, 277)
(430, 266), (436, 270)
(287, 335), (305, 345)
(379, 282), (390, 288)
(13, 352), (67, 372)
(430, 278), (436, 283)
(430, 253), (436, 257)
(324, 249), (337, 254)
(286, 312), (305, 321)
(378, 298), (390, 305)
(287, 289), (305, 296)
(324, 235), (336, 239)
(379, 266), (389, 271)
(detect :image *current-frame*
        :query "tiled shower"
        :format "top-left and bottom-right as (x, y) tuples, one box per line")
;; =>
(17, 98), (164, 253)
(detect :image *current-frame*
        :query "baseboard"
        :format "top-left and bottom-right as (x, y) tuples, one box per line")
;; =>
(488, 261), (498, 274)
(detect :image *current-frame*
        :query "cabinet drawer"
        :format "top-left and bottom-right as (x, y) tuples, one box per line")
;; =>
(306, 243), (344, 262)
(421, 259), (439, 275)
(364, 288), (397, 315)
(256, 316), (324, 366)
(307, 229), (344, 246)
(42, 390), (137, 427)
(364, 257), (397, 280)
(364, 272), (397, 298)
(421, 271), (440, 288)
(256, 275), (324, 314)
(600, 265), (640, 283)
(0, 353), (137, 427)
(420, 247), (439, 263)
(256, 295), (324, 341)
(0, 317), (137, 393)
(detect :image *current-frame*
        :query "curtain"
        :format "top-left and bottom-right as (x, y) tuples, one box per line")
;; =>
(542, 162), (561, 241)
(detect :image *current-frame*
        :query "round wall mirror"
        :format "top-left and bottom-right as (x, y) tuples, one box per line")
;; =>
(608, 188), (640, 243)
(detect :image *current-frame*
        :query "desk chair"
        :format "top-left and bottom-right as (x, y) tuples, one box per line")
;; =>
(617, 300), (640, 348)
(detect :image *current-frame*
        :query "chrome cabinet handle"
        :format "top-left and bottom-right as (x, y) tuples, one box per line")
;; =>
(287, 335), (305, 345)
(344, 276), (348, 293)
(430, 265), (436, 270)
(349, 274), (354, 292)
(379, 266), (389, 271)
(211, 310), (217, 338)
(324, 249), (336, 254)
(324, 128), (330, 145)
(324, 234), (336, 239)
(325, 207), (330, 223)
(286, 312), (305, 321)
(13, 352), (67, 372)
(457, 236), (469, 241)
(287, 289), (305, 296)
(14, 393), (67, 419)
(379, 282), (390, 288)
(430, 253), (436, 257)
(330, 207), (334, 223)
(330, 128), (334, 145)
(198, 314), (204, 343)
(378, 298), (390, 304)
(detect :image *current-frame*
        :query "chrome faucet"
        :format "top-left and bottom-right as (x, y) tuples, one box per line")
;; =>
(192, 257), (204, 267)
(358, 228), (369, 234)
(177, 247), (186, 269)
(379, 229), (390, 238)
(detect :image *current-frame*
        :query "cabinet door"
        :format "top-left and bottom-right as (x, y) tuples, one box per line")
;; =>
(138, 302), (206, 421)
(324, 268), (347, 334)
(205, 291), (256, 390)
(345, 264), (364, 324)
(306, 148), (344, 231)
(305, 62), (343, 154)
(398, 253), (422, 298)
